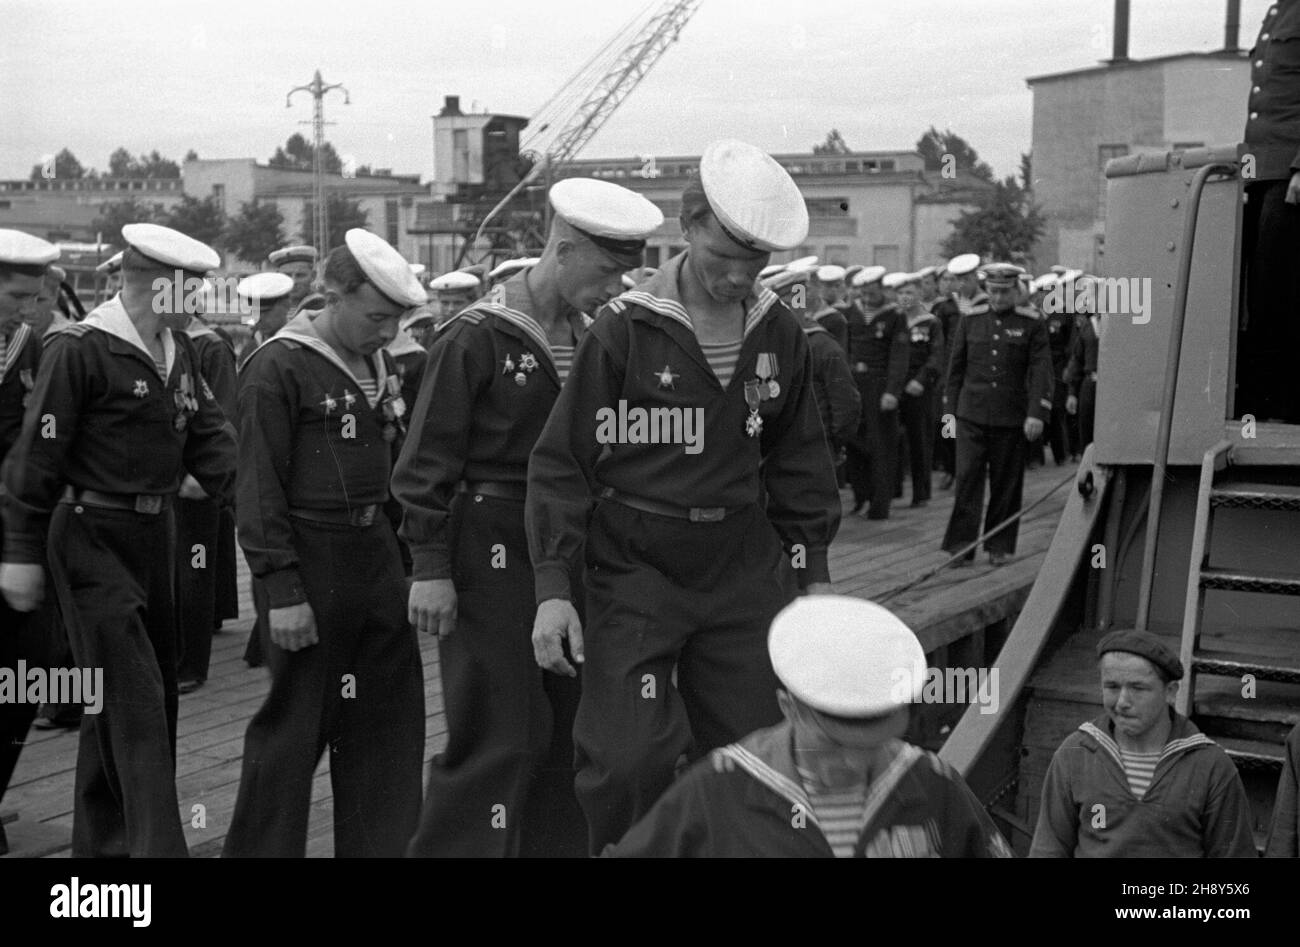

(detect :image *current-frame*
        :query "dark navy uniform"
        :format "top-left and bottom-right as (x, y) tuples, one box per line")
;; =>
(1065, 313), (1100, 450)
(1030, 307), (1074, 466)
(810, 304), (848, 353)
(392, 275), (587, 858)
(526, 255), (841, 853)
(941, 301), (1053, 558)
(898, 311), (945, 505)
(1, 298), (236, 856)
(848, 304), (908, 518)
(175, 318), (239, 688)
(0, 323), (43, 824)
(803, 322), (861, 449)
(383, 329), (429, 576)
(223, 313), (424, 858)
(929, 295), (962, 477)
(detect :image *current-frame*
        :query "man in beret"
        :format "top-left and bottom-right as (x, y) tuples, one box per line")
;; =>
(1030, 630), (1255, 857)
(1, 224), (237, 857)
(224, 230), (425, 858)
(526, 140), (841, 853)
(239, 269), (298, 368)
(395, 179), (661, 857)
(607, 595), (1013, 857)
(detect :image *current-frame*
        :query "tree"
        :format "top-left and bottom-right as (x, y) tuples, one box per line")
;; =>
(940, 179), (1045, 263)
(30, 147), (87, 181)
(109, 148), (181, 178)
(301, 192), (369, 249)
(162, 195), (227, 249)
(269, 132), (343, 174)
(224, 200), (286, 264)
(812, 129), (851, 155)
(1019, 152), (1033, 193)
(916, 127), (995, 183)
(184, 149), (199, 163)
(91, 197), (165, 247)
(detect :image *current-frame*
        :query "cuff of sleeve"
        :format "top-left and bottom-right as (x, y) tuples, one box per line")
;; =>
(797, 548), (831, 588)
(410, 545), (452, 582)
(534, 561), (573, 605)
(2, 525), (46, 565)
(261, 567), (307, 609)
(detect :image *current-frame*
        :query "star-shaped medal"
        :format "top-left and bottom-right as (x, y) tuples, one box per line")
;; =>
(320, 394), (337, 412)
(343, 391), (357, 409)
(133, 379), (149, 398)
(657, 365), (678, 390)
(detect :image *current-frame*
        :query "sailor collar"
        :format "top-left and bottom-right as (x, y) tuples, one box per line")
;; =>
(385, 328), (427, 358)
(264, 311), (390, 393)
(83, 294), (176, 380)
(614, 252), (779, 341)
(0, 321), (33, 386)
(184, 316), (219, 341)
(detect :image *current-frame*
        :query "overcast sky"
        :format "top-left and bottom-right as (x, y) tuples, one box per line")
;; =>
(0, 0), (1274, 182)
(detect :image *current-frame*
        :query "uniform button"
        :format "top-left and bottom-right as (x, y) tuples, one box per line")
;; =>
(74, 505), (84, 513)
(1256, 60), (1264, 68)
(474, 494), (483, 502)
(1251, 111), (1259, 120)
(991, 382), (998, 388)
(1262, 33), (1269, 40)
(992, 349), (998, 355)
(1254, 86), (1261, 94)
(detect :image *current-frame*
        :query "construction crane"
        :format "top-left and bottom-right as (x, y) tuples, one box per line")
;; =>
(461, 0), (700, 265)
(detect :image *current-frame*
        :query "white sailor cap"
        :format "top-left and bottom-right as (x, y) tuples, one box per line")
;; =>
(947, 253), (981, 277)
(343, 229), (426, 308)
(1059, 268), (1084, 284)
(236, 272), (294, 302)
(787, 255), (819, 271)
(0, 229), (60, 266)
(699, 139), (809, 252)
(844, 264), (864, 280)
(122, 223), (220, 273)
(488, 257), (537, 282)
(268, 245), (318, 267)
(758, 263), (787, 279)
(851, 265), (887, 288)
(881, 271), (914, 290)
(549, 178), (664, 267)
(409, 263), (426, 279)
(1049, 264), (1068, 276)
(401, 305), (436, 331)
(429, 270), (481, 293)
(816, 264), (847, 283)
(1032, 273), (1060, 293)
(621, 273), (637, 289)
(979, 262), (1026, 287)
(916, 265), (937, 279)
(769, 596), (926, 718)
(763, 267), (813, 292)
(96, 251), (124, 275)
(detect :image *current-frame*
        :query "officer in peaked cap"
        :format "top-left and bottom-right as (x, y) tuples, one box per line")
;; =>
(395, 177), (662, 857)
(608, 595), (1012, 857)
(2, 224), (236, 856)
(526, 140), (840, 853)
(267, 244), (318, 309)
(428, 270), (482, 325)
(941, 263), (1052, 568)
(224, 228), (426, 858)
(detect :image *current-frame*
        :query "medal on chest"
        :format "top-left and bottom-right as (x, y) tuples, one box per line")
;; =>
(755, 352), (780, 400)
(380, 373), (406, 442)
(503, 350), (539, 387)
(173, 372), (198, 432)
(743, 380), (763, 437)
(19, 368), (34, 408)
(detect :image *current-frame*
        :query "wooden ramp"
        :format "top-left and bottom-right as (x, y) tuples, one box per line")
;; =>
(1, 462), (1072, 858)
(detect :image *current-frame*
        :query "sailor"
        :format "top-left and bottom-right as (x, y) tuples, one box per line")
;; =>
(1, 223), (237, 857)
(96, 250), (124, 301)
(28, 264), (73, 337)
(223, 230), (426, 858)
(1064, 273), (1101, 451)
(915, 265), (939, 307)
(608, 596), (1014, 857)
(0, 230), (57, 855)
(843, 265), (895, 515)
(849, 271), (910, 520)
(810, 264), (849, 352)
(236, 271), (295, 368)
(1031, 273), (1074, 467)
(947, 252), (985, 315)
(394, 178), (661, 857)
(930, 261), (962, 489)
(940, 263), (1052, 567)
(894, 273), (944, 507)
(428, 270), (482, 326)
(267, 244), (318, 313)
(526, 139), (841, 853)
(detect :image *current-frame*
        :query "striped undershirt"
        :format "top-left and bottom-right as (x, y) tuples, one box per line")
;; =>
(356, 377), (380, 408)
(699, 338), (743, 388)
(153, 354), (168, 380)
(1118, 749), (1161, 799)
(796, 765), (867, 857)
(0, 333), (7, 372)
(552, 344), (574, 385)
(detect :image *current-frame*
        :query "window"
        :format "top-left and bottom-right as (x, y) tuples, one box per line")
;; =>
(805, 198), (849, 217)
(643, 246), (662, 268)
(873, 245), (900, 270)
(0, 200), (10, 209)
(1172, 141), (1204, 150)
(386, 200), (399, 245)
(880, 160), (895, 172)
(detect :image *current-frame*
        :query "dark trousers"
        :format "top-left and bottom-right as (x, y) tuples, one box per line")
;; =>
(1028, 378), (1071, 466)
(406, 494), (584, 858)
(575, 500), (796, 853)
(1078, 376), (1097, 451)
(175, 497), (220, 684)
(214, 507), (239, 624)
(942, 419), (1027, 558)
(223, 517), (423, 858)
(46, 502), (187, 857)
(934, 395), (955, 475)
(899, 389), (934, 503)
(856, 376), (900, 518)
(0, 597), (42, 811)
(1240, 179), (1300, 422)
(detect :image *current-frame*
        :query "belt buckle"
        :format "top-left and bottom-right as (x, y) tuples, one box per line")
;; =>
(689, 506), (725, 523)
(355, 506), (376, 527)
(135, 495), (162, 515)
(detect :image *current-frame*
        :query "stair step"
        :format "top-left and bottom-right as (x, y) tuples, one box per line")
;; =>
(1224, 421), (1300, 466)
(1200, 568), (1300, 595)
(1211, 481), (1300, 511)
(1192, 649), (1300, 685)
(1216, 735), (1286, 772)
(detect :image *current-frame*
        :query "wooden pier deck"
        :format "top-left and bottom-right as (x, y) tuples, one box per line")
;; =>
(1, 462), (1074, 858)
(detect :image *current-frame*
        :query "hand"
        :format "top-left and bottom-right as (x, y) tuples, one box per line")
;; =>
(854, 362), (868, 374)
(1066, 395), (1078, 415)
(1024, 417), (1045, 441)
(1287, 171), (1300, 205)
(532, 598), (584, 677)
(904, 380), (924, 397)
(803, 581), (834, 596)
(0, 562), (44, 612)
(269, 603), (318, 652)
(409, 579), (457, 638)
(178, 474), (208, 500)
(880, 393), (899, 412)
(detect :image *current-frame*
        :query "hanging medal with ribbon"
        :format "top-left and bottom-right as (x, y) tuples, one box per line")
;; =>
(756, 352), (780, 400)
(173, 372), (196, 432)
(380, 373), (406, 442)
(743, 379), (763, 437)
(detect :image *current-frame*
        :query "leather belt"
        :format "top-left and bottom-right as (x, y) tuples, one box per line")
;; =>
(288, 505), (380, 527)
(600, 487), (742, 523)
(457, 480), (527, 502)
(62, 486), (170, 515)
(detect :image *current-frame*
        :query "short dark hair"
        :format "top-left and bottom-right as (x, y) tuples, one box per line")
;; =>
(0, 261), (49, 282)
(679, 177), (713, 231)
(323, 245), (367, 295)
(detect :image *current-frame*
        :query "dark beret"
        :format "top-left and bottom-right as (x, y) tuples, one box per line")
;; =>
(1096, 630), (1183, 681)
